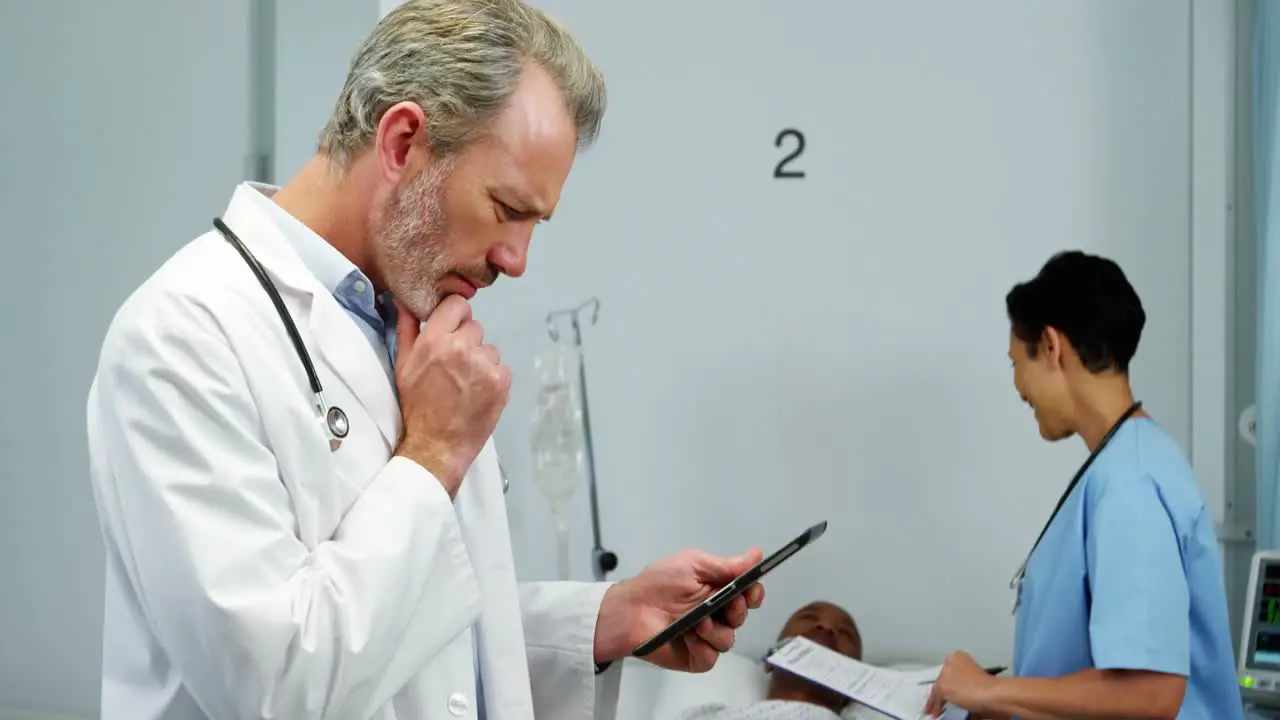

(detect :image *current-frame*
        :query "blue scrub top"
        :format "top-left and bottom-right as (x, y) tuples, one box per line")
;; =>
(1012, 417), (1243, 718)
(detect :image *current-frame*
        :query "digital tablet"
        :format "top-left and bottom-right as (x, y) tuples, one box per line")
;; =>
(631, 520), (828, 658)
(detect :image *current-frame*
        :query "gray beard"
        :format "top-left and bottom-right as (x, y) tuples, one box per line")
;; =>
(373, 162), (451, 320)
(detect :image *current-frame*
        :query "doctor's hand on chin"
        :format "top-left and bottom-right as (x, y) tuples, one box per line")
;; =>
(590, 548), (767, 673)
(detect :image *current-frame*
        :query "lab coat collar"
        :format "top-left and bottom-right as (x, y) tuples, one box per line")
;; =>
(242, 183), (360, 296)
(218, 182), (324, 297)
(219, 182), (400, 449)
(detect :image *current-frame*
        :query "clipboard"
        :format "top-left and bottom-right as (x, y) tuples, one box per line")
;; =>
(766, 636), (969, 720)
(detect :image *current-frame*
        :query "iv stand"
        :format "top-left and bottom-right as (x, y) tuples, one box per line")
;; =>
(545, 298), (618, 581)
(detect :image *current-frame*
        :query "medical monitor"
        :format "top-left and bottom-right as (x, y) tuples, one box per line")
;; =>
(1239, 550), (1280, 708)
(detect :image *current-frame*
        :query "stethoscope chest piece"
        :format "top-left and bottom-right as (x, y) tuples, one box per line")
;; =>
(322, 405), (348, 452)
(326, 406), (350, 439)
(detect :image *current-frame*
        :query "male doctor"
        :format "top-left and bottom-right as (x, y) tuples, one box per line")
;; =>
(84, 1), (765, 718)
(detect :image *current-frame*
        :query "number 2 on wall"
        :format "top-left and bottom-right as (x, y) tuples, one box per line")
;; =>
(774, 129), (806, 179)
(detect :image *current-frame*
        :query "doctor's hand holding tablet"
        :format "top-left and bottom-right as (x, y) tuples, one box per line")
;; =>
(390, 289), (771, 672)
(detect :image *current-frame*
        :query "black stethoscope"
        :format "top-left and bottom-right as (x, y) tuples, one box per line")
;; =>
(212, 217), (511, 492)
(1009, 400), (1143, 614)
(214, 217), (350, 449)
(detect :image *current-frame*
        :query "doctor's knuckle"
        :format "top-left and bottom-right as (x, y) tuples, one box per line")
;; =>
(443, 336), (469, 359)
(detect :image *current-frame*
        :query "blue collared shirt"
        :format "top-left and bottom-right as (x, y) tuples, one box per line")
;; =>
(247, 187), (397, 379)
(247, 185), (484, 716)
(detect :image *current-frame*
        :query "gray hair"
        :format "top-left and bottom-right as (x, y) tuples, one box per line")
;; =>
(318, 0), (606, 167)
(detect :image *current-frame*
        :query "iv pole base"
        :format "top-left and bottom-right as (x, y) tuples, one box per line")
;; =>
(593, 547), (619, 580)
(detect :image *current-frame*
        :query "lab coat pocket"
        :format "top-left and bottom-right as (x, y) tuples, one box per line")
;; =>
(326, 403), (392, 502)
(285, 387), (394, 545)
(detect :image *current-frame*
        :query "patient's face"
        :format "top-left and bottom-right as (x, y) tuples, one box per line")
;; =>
(778, 601), (861, 659)
(767, 602), (862, 711)
(1009, 329), (1074, 442)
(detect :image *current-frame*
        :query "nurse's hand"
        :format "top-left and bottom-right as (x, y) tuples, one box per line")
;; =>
(593, 548), (766, 672)
(924, 651), (1000, 718)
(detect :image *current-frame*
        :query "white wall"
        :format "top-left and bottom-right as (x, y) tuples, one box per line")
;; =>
(0, 1), (254, 716)
(274, 0), (380, 182)
(470, 0), (1221, 667)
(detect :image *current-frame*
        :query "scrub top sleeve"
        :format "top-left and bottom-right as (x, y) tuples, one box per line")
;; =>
(1084, 471), (1190, 676)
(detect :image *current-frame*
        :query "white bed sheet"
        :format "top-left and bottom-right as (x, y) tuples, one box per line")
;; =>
(615, 654), (938, 720)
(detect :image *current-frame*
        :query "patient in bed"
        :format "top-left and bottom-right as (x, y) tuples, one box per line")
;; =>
(675, 601), (863, 719)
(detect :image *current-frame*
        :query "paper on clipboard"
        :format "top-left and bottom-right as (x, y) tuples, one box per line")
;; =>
(764, 636), (948, 720)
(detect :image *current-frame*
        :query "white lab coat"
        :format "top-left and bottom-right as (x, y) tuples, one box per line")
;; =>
(85, 184), (623, 720)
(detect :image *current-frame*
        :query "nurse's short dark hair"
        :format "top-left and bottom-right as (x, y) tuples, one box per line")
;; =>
(1005, 250), (1146, 373)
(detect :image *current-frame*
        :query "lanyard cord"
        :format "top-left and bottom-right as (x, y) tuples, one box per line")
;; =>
(1015, 400), (1143, 581)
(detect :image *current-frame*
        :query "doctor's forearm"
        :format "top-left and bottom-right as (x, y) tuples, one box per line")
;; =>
(983, 669), (1186, 720)
(519, 581), (620, 719)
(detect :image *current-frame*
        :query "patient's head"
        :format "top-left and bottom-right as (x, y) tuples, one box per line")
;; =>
(766, 601), (861, 712)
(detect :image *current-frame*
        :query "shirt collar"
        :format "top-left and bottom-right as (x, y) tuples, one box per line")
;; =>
(241, 182), (362, 295)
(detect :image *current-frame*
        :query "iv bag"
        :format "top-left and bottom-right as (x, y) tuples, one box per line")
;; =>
(530, 343), (586, 516)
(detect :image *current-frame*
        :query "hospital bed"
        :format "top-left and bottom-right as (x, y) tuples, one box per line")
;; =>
(614, 649), (939, 720)
(613, 542), (1280, 720)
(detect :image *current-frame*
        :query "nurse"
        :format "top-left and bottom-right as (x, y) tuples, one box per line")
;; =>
(924, 251), (1243, 719)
